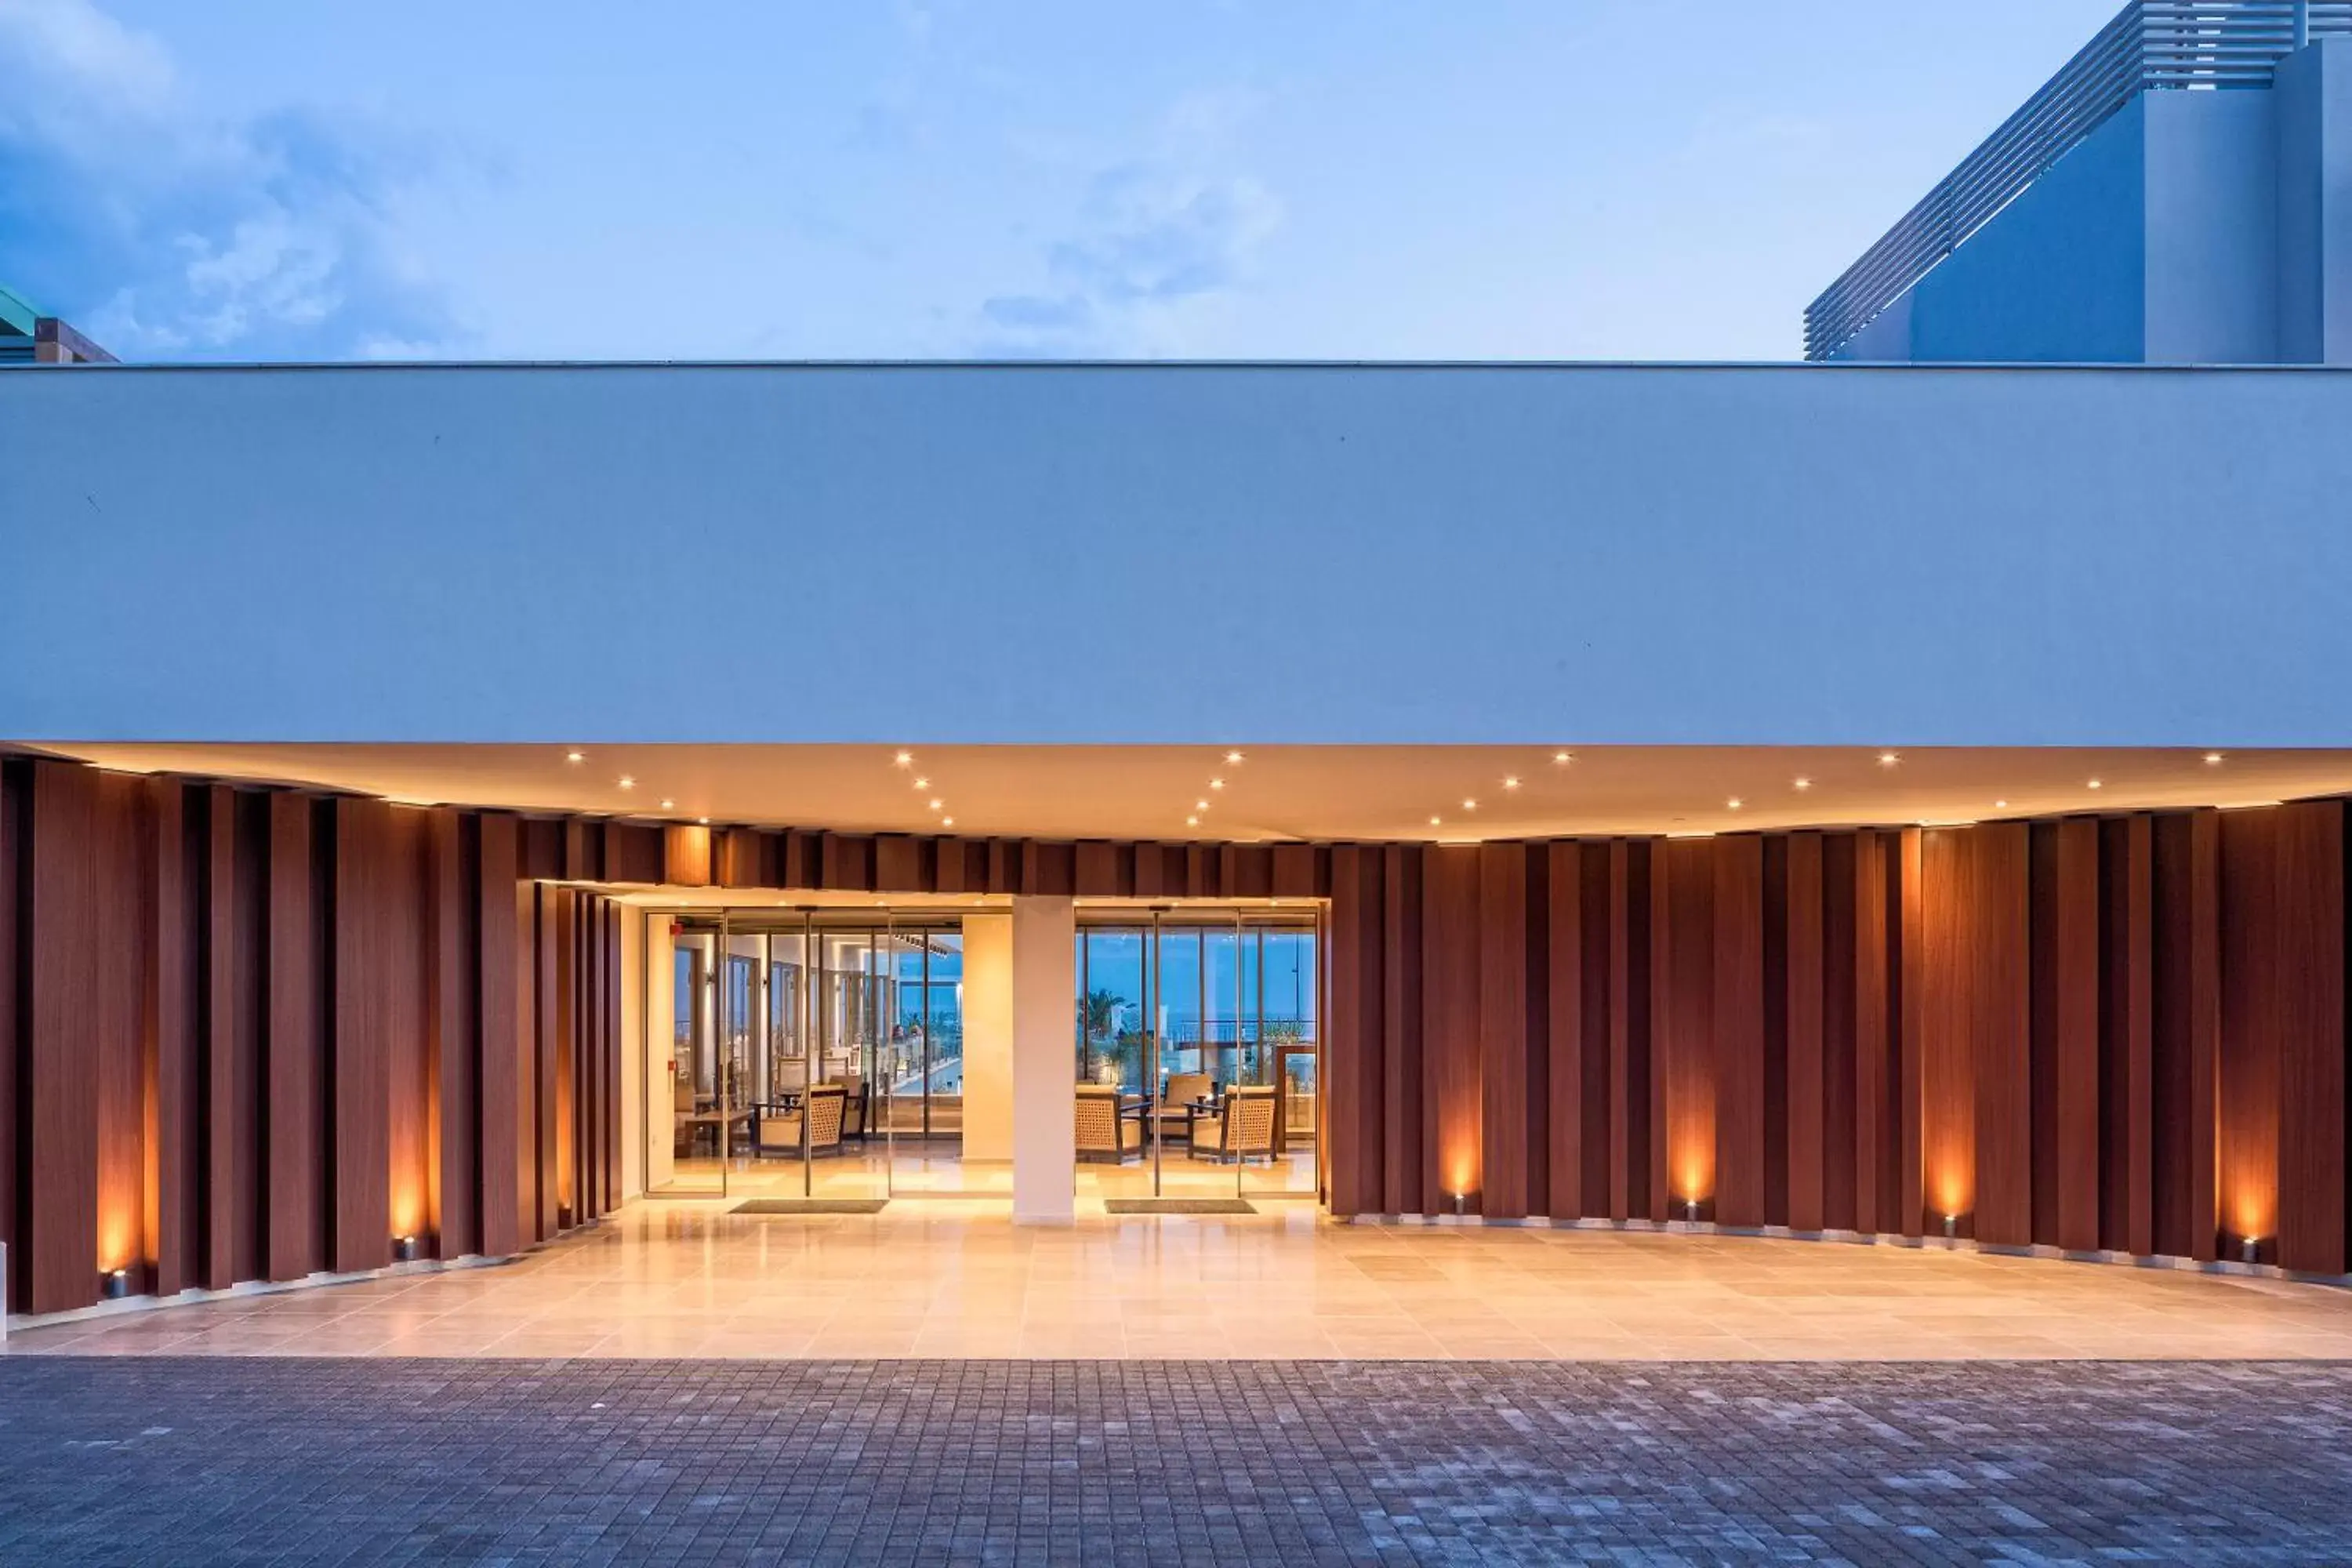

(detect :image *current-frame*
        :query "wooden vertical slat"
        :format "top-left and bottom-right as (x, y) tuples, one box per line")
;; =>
(1784, 833), (1826, 1232)
(477, 814), (522, 1259)
(1382, 846), (1423, 1218)
(431, 811), (479, 1258)
(1328, 848), (1384, 1218)
(1896, 827), (1925, 1238)
(2274, 800), (2345, 1276)
(1656, 839), (1715, 1220)
(1424, 846), (1482, 1210)
(0, 764), (19, 1311)
(207, 787), (263, 1290)
(333, 800), (391, 1273)
(265, 793), (328, 1281)
(1608, 840), (1650, 1221)
(92, 775), (149, 1299)
(149, 781), (200, 1298)
(1917, 828), (1972, 1236)
(24, 763), (100, 1312)
(534, 886), (561, 1239)
(550, 887), (575, 1229)
(1820, 833), (1859, 1232)
(383, 807), (430, 1253)
(1972, 824), (2031, 1247)
(606, 900), (624, 1211)
(2218, 808), (2281, 1259)
(2151, 811), (2216, 1261)
(2123, 815), (2156, 1257)
(1478, 844), (1533, 1219)
(2188, 809), (2222, 1262)
(1713, 837), (1766, 1228)
(1545, 842), (1585, 1220)
(1853, 830), (1889, 1235)
(2055, 817), (2102, 1252)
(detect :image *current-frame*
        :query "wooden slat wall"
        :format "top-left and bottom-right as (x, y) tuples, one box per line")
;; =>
(1312, 811), (2341, 1286)
(4, 751), (2350, 1313)
(0, 768), (630, 1316)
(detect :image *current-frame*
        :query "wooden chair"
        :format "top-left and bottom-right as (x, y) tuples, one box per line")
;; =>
(1076, 1085), (1143, 1163)
(1189, 1083), (1277, 1164)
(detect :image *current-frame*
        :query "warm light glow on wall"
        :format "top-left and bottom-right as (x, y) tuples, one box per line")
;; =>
(1446, 1152), (1479, 1203)
(1931, 1171), (1973, 1224)
(96, 1208), (139, 1275)
(1675, 1158), (1713, 1209)
(391, 1185), (426, 1242)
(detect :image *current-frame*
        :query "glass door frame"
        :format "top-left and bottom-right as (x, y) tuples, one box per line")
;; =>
(1076, 903), (1324, 1202)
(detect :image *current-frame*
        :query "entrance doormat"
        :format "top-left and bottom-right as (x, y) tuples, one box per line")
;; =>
(1103, 1198), (1257, 1215)
(731, 1199), (890, 1214)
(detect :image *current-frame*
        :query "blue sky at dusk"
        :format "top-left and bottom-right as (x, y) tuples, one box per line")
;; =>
(1, 0), (2120, 362)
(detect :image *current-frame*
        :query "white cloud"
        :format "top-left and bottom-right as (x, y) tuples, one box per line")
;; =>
(0, 0), (462, 359)
(975, 89), (1282, 358)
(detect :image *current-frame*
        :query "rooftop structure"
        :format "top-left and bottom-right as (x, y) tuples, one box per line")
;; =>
(1810, 0), (2352, 363)
(0, 281), (114, 365)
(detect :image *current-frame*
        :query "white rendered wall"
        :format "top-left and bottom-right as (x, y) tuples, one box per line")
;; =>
(7, 362), (2352, 746)
(644, 917), (677, 1193)
(960, 914), (1015, 1163)
(1010, 898), (1076, 1225)
(619, 906), (645, 1200)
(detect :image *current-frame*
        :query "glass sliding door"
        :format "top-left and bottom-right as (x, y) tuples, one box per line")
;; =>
(656, 922), (728, 1196)
(1239, 916), (1320, 1200)
(1076, 908), (1323, 1203)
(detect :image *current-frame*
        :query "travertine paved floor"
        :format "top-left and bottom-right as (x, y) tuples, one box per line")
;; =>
(5, 1358), (2352, 1564)
(12, 1201), (2352, 1359)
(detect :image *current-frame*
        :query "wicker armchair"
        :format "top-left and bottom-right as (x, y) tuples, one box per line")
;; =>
(1076, 1084), (1143, 1163)
(1189, 1083), (1277, 1164)
(757, 1084), (847, 1158)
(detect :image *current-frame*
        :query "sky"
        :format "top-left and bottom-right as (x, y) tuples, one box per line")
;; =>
(0, 0), (2124, 363)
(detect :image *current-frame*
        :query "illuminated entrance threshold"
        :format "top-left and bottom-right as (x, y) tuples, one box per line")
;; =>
(655, 1149), (1319, 1212)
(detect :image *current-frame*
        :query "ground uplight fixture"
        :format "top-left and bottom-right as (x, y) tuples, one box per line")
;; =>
(394, 1234), (421, 1262)
(102, 1268), (131, 1300)
(1683, 1198), (1700, 1224)
(1452, 1192), (1467, 1217)
(2243, 1236), (2260, 1265)
(1943, 1214), (1958, 1240)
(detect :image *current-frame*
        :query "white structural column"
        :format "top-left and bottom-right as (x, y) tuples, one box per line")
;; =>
(1010, 896), (1077, 1224)
(959, 913), (1015, 1163)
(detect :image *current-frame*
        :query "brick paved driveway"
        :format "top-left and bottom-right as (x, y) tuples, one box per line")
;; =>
(3, 1359), (2349, 1564)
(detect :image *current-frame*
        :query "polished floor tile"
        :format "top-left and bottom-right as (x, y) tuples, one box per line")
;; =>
(15, 1200), (2352, 1360)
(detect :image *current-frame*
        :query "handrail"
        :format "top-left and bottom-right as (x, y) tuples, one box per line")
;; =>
(1806, 1), (2352, 360)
